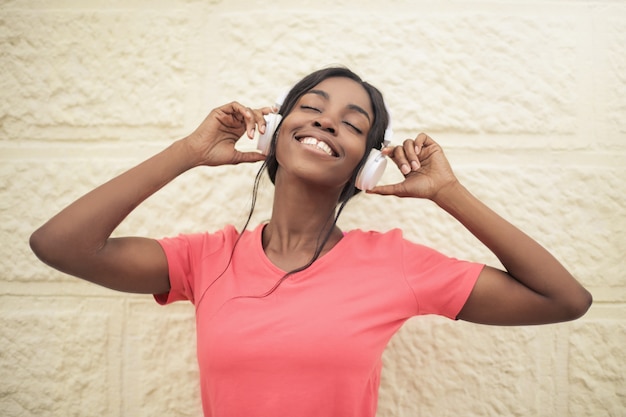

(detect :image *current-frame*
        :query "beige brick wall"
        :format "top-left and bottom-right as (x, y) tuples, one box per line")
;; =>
(2, 0), (624, 416)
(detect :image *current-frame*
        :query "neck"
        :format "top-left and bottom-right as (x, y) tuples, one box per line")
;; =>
(262, 172), (345, 266)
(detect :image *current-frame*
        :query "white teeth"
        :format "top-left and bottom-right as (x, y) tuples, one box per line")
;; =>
(300, 137), (334, 156)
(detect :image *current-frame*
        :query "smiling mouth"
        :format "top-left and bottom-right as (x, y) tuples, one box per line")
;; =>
(296, 136), (337, 157)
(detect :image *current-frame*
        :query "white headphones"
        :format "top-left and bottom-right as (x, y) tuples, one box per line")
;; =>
(257, 94), (393, 191)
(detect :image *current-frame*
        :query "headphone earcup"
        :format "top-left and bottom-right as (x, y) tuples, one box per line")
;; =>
(257, 113), (282, 155)
(355, 149), (387, 191)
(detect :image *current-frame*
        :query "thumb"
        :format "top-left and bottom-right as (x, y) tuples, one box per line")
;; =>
(231, 151), (266, 165)
(367, 182), (410, 197)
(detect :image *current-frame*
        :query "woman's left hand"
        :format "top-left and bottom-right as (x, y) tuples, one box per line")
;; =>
(368, 133), (459, 201)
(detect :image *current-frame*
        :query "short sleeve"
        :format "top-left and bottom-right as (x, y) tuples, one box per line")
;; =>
(401, 238), (484, 319)
(154, 233), (204, 305)
(154, 226), (236, 305)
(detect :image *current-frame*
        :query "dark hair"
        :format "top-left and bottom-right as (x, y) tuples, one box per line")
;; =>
(264, 66), (390, 203)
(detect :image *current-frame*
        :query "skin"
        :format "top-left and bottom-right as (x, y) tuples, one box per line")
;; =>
(29, 77), (592, 325)
(264, 77), (373, 271)
(373, 137), (592, 324)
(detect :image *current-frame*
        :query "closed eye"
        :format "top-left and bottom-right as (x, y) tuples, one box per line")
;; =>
(343, 121), (362, 134)
(301, 104), (363, 134)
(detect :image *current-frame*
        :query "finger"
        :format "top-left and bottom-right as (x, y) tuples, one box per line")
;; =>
(219, 102), (256, 138)
(217, 101), (248, 130)
(232, 150), (267, 165)
(245, 105), (280, 138)
(251, 106), (274, 136)
(381, 145), (394, 157)
(367, 181), (410, 197)
(239, 106), (259, 139)
(260, 105), (276, 115)
(402, 139), (421, 171)
(417, 132), (439, 154)
(388, 144), (411, 176)
(221, 101), (246, 118)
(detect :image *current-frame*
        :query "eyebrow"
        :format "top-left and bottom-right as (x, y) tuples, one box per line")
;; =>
(305, 89), (372, 123)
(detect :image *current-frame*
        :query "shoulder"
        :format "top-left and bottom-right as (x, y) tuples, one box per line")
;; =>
(345, 228), (424, 251)
(345, 228), (403, 241)
(158, 224), (247, 255)
(344, 228), (458, 264)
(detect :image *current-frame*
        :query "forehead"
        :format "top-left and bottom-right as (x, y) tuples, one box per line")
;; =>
(306, 77), (373, 115)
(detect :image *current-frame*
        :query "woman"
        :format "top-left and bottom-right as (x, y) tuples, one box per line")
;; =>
(30, 67), (592, 416)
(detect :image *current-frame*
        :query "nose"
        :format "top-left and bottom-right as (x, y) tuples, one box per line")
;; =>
(313, 116), (337, 135)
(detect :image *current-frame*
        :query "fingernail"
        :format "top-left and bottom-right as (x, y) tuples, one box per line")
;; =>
(401, 164), (411, 175)
(259, 125), (266, 134)
(415, 145), (421, 154)
(411, 161), (420, 170)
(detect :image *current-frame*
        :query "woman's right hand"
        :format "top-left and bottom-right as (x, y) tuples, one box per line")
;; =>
(184, 102), (273, 167)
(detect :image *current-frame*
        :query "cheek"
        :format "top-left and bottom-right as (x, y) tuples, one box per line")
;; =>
(350, 140), (369, 165)
(272, 130), (291, 167)
(274, 126), (286, 146)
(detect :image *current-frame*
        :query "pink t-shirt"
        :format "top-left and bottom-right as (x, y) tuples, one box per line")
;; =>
(156, 224), (483, 417)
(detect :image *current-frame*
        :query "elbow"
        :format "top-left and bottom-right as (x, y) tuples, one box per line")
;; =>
(562, 287), (593, 321)
(30, 225), (66, 268)
(30, 226), (53, 265)
(577, 288), (594, 318)
(31, 224), (106, 279)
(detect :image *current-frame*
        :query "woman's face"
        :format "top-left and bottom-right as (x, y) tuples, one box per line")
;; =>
(274, 77), (373, 194)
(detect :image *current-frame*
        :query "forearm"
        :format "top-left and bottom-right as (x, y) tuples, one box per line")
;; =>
(434, 181), (591, 311)
(30, 138), (196, 271)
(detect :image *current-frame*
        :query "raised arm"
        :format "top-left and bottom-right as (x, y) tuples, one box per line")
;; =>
(30, 102), (269, 294)
(369, 133), (592, 325)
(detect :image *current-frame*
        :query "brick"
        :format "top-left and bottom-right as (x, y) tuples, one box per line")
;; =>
(0, 297), (121, 416)
(0, 11), (190, 140)
(568, 320), (626, 416)
(379, 318), (551, 416)
(122, 299), (201, 416)
(593, 6), (626, 139)
(1, 2), (624, 417)
(211, 11), (579, 135)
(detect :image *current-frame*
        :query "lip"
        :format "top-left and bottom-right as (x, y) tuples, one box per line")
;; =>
(293, 132), (340, 157)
